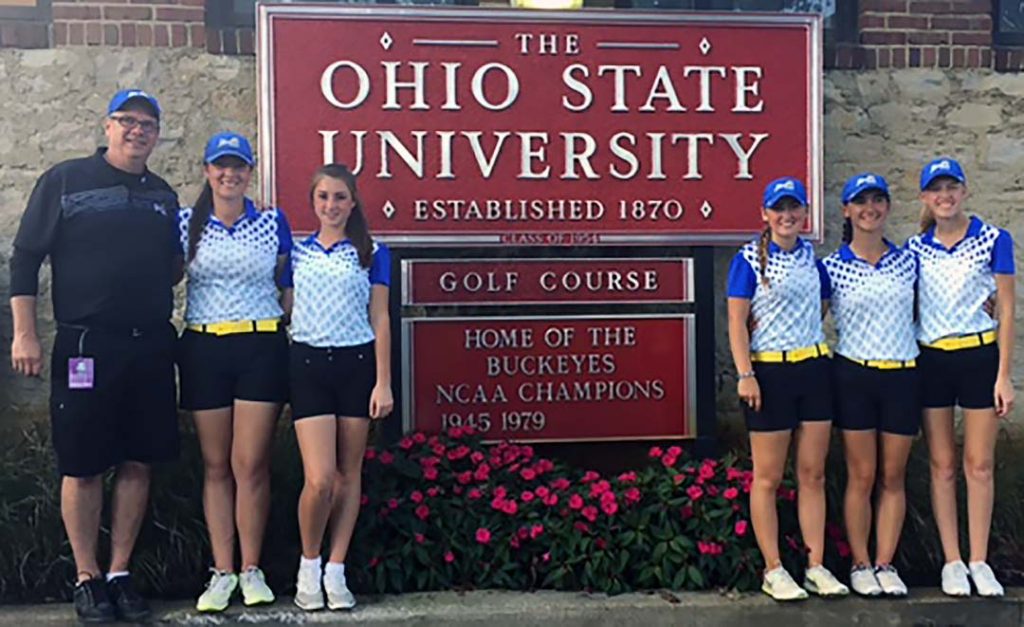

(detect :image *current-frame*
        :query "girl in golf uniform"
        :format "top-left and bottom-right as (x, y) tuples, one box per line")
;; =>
(289, 163), (393, 612)
(177, 132), (292, 611)
(820, 173), (918, 597)
(907, 157), (1015, 598)
(727, 177), (849, 601)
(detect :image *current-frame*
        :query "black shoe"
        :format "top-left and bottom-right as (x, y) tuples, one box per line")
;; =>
(73, 578), (116, 623)
(107, 574), (151, 622)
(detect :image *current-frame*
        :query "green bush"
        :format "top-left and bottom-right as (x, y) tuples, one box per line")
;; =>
(0, 422), (1021, 603)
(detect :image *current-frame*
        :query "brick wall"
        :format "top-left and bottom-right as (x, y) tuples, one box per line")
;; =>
(51, 0), (204, 48)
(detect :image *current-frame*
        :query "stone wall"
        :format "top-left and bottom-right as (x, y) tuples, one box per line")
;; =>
(1, 47), (1021, 430)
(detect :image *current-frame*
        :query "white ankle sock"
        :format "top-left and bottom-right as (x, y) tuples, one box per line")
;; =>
(105, 571), (129, 582)
(325, 562), (345, 579)
(300, 555), (322, 570)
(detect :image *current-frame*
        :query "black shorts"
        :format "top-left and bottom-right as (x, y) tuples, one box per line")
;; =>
(743, 355), (832, 432)
(289, 341), (376, 420)
(50, 324), (179, 477)
(833, 356), (921, 436)
(177, 328), (289, 411)
(918, 343), (998, 409)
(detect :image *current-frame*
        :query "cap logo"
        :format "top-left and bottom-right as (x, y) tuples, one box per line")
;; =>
(856, 175), (877, 186)
(774, 180), (795, 191)
(217, 136), (241, 148)
(930, 160), (951, 173)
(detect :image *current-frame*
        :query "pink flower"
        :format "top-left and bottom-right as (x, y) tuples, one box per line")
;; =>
(520, 468), (537, 481)
(387, 498), (399, 509)
(414, 532), (425, 544)
(431, 443), (446, 457)
(521, 490), (535, 502)
(475, 527), (491, 544)
(423, 467), (439, 481)
(581, 471), (600, 483)
(672, 474), (685, 485)
(568, 494), (584, 510)
(723, 487), (739, 500)
(410, 490), (424, 503)
(617, 471), (638, 484)
(364, 449), (377, 460)
(600, 499), (619, 516)
(453, 486), (463, 495)
(777, 486), (797, 502)
(444, 551), (455, 563)
(530, 523), (544, 539)
(726, 467), (744, 482)
(698, 463), (715, 480)
(468, 488), (483, 500)
(573, 521), (591, 534)
(599, 490), (617, 505)
(535, 486), (550, 498)
(706, 485), (719, 497)
(661, 453), (678, 468)
(379, 451), (394, 465)
(667, 446), (683, 457)
(449, 426), (464, 439)
(473, 463), (491, 482)
(470, 451), (485, 464)
(648, 446), (664, 458)
(680, 505), (693, 520)
(510, 536), (521, 549)
(595, 537), (608, 550)
(542, 551), (551, 562)
(500, 500), (518, 515)
(624, 487), (641, 504)
(399, 437), (414, 450)
(412, 432), (427, 444)
(543, 493), (559, 507)
(734, 520), (749, 537)
(551, 478), (571, 491)
(415, 504), (430, 520)
(369, 556), (380, 567)
(686, 485), (704, 501)
(494, 486), (508, 499)
(581, 505), (598, 522)
(447, 445), (470, 461)
(420, 455), (441, 468)
(427, 487), (440, 498)
(589, 480), (611, 498)
(360, 495), (369, 506)
(457, 471), (473, 485)
(698, 541), (723, 556)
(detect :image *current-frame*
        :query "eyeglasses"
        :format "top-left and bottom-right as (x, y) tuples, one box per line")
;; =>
(109, 115), (159, 134)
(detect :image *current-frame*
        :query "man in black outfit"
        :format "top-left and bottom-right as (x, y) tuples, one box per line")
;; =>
(9, 89), (183, 623)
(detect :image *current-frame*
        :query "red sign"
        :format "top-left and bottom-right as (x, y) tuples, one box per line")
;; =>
(258, 6), (823, 245)
(402, 316), (695, 442)
(402, 258), (692, 305)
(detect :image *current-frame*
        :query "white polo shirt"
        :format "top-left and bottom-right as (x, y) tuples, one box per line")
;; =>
(906, 216), (1014, 344)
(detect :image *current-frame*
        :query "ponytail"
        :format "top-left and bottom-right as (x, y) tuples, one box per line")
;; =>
(187, 182), (213, 262)
(919, 204), (936, 233)
(757, 225), (772, 287)
(841, 217), (853, 244)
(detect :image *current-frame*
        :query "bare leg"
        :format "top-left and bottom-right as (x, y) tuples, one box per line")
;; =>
(194, 407), (235, 572)
(923, 407), (962, 563)
(295, 416), (336, 559)
(749, 430), (793, 570)
(62, 475), (104, 582)
(108, 462), (150, 573)
(326, 418), (371, 564)
(795, 421), (832, 567)
(842, 430), (877, 568)
(874, 433), (914, 565)
(231, 400), (279, 570)
(962, 408), (999, 563)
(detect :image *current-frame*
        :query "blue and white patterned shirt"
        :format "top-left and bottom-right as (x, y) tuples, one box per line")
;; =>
(906, 216), (1014, 344)
(289, 235), (391, 348)
(820, 241), (919, 361)
(178, 199), (293, 325)
(727, 237), (827, 352)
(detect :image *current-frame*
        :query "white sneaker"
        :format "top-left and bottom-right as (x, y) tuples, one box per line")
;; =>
(874, 565), (908, 597)
(849, 565), (883, 597)
(803, 565), (849, 597)
(195, 570), (238, 612)
(941, 560), (971, 597)
(968, 561), (1004, 597)
(324, 566), (357, 610)
(293, 561), (324, 611)
(762, 566), (808, 601)
(239, 566), (275, 606)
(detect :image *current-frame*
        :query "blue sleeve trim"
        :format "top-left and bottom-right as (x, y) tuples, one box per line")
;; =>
(726, 252), (756, 299)
(817, 259), (832, 300)
(991, 229), (1015, 275)
(275, 209), (294, 255)
(369, 243), (391, 286)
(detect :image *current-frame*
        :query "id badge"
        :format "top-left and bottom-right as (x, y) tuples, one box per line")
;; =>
(68, 357), (95, 389)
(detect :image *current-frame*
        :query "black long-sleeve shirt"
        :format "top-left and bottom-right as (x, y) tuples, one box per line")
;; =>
(10, 149), (181, 329)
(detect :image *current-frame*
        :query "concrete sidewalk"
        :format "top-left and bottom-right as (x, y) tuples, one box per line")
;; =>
(1, 589), (1021, 626)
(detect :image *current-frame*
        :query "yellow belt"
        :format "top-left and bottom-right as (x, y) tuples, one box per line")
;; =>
(848, 357), (916, 370)
(751, 342), (830, 364)
(922, 330), (997, 352)
(187, 318), (280, 336)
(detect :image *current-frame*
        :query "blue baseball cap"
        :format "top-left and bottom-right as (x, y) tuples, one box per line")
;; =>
(920, 157), (966, 190)
(762, 177), (808, 209)
(108, 89), (161, 120)
(203, 132), (255, 165)
(841, 172), (890, 204)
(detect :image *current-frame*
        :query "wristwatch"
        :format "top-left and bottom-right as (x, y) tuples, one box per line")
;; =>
(738, 371), (756, 379)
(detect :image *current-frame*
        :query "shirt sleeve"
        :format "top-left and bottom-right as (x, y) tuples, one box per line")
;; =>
(9, 167), (63, 297)
(275, 209), (294, 255)
(817, 259), (832, 300)
(991, 229), (1015, 275)
(369, 242), (391, 286)
(726, 252), (756, 299)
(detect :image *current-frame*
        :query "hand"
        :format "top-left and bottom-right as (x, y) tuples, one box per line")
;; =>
(738, 376), (761, 412)
(994, 374), (1015, 418)
(369, 383), (394, 420)
(11, 332), (43, 377)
